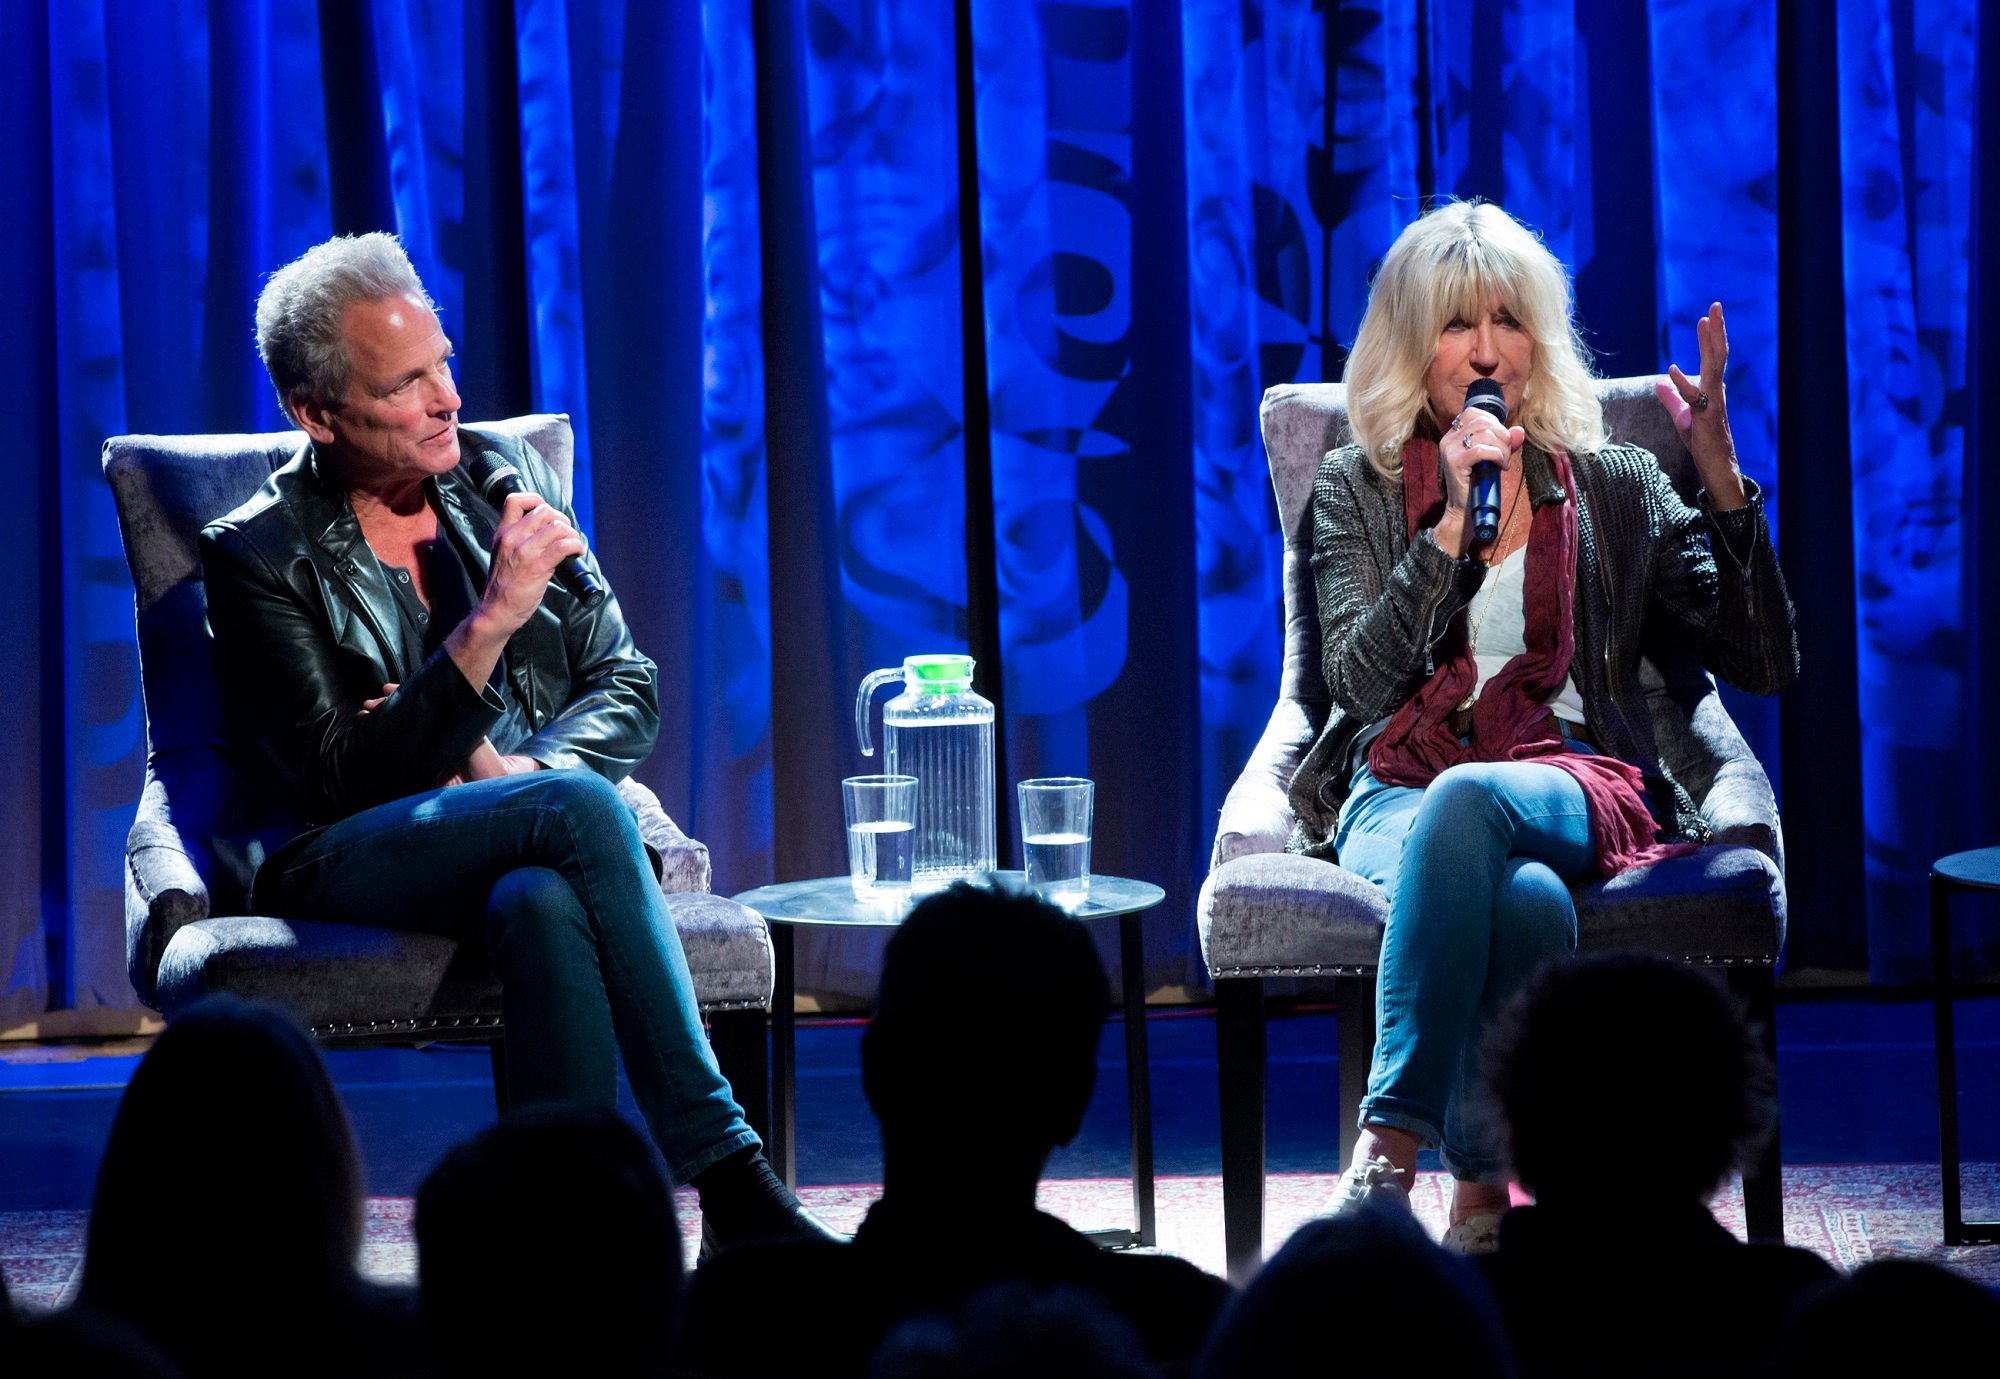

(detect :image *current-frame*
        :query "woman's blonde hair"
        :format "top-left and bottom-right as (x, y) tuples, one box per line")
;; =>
(1344, 201), (1606, 480)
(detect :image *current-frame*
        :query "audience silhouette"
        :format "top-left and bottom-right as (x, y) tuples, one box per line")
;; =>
(1474, 952), (1834, 1378)
(2, 1303), (187, 1377)
(675, 883), (1230, 1378)
(416, 1103), (683, 1377)
(1776, 1257), (2000, 1375)
(77, 994), (416, 1378)
(1194, 1200), (1514, 1379)
(18, 910), (2000, 1376)
(868, 1281), (1164, 1379)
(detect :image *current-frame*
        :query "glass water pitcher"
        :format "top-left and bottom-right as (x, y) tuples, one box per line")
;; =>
(854, 654), (996, 892)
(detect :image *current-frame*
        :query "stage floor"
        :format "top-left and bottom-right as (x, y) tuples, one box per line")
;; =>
(4, 996), (1997, 1305)
(5, 1164), (1997, 1311)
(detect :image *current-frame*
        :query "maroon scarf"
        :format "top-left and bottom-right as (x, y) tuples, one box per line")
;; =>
(1365, 437), (1697, 877)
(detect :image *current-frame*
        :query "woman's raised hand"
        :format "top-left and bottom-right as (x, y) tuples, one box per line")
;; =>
(1657, 302), (1748, 510)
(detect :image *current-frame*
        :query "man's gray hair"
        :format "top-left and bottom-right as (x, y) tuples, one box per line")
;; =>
(255, 233), (435, 423)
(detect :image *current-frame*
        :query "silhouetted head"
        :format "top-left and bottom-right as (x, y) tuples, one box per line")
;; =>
(80, 995), (368, 1366)
(5, 1305), (187, 1378)
(1194, 1204), (1513, 1379)
(1483, 952), (1775, 1207)
(869, 1282), (1161, 1379)
(1778, 1259), (2000, 1376)
(417, 1103), (683, 1377)
(863, 885), (1109, 1166)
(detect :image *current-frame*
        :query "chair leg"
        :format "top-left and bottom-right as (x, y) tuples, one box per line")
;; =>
(1334, 973), (1376, 1173)
(1729, 966), (1785, 1243)
(488, 1036), (509, 1116)
(710, 1008), (772, 1152)
(1216, 976), (1268, 1286)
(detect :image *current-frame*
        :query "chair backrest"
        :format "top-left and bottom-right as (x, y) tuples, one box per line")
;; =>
(1257, 377), (1701, 710)
(101, 416), (575, 934)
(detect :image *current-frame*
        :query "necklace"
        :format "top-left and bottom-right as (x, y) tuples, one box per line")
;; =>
(1456, 482), (1526, 713)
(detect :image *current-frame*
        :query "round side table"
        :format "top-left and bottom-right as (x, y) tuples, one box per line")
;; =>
(1932, 846), (2000, 1245)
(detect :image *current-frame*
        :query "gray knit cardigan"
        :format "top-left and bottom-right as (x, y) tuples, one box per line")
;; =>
(1286, 441), (1798, 855)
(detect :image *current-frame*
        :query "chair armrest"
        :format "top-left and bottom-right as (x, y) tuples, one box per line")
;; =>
(125, 779), (213, 1008)
(1212, 698), (1318, 867)
(1701, 756), (1784, 871)
(1645, 672), (1785, 872)
(619, 777), (713, 894)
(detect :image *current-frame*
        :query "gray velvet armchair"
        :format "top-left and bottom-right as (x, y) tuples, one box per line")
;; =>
(103, 415), (773, 1131)
(1198, 380), (1788, 1283)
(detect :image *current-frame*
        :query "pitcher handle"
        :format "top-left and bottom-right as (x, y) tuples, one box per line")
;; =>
(854, 665), (905, 757)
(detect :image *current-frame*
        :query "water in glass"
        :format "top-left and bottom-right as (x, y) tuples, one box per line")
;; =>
(1024, 830), (1090, 909)
(847, 819), (915, 900)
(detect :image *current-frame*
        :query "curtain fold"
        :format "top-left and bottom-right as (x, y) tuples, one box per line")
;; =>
(1836, 0), (1980, 980)
(697, 0), (778, 888)
(0, 0), (1987, 1018)
(1651, 0), (1783, 787)
(51, 0), (145, 1015)
(2, 0), (57, 1023)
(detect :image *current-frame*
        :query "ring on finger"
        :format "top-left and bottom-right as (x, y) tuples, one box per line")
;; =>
(1692, 391), (1710, 411)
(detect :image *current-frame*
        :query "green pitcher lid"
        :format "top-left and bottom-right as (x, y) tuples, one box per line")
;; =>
(905, 653), (975, 692)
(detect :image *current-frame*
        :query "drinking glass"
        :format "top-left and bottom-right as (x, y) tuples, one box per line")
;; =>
(842, 775), (918, 904)
(1018, 777), (1093, 910)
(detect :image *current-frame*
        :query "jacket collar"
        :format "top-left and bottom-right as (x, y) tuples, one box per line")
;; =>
(296, 441), (364, 561)
(295, 439), (497, 575)
(284, 439), (505, 684)
(1521, 442), (1570, 508)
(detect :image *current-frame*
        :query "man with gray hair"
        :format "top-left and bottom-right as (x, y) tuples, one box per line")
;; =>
(200, 232), (827, 1249)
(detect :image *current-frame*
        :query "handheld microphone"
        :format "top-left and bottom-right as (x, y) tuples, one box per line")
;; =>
(1464, 379), (1508, 544)
(460, 445), (608, 610)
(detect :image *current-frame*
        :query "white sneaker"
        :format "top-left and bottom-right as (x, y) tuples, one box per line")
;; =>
(1440, 1211), (1504, 1254)
(1325, 1154), (1411, 1215)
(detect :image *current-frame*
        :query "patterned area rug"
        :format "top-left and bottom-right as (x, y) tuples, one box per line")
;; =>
(6, 1165), (1996, 1311)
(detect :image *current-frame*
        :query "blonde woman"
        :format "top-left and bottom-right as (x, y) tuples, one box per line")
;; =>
(1287, 202), (1797, 1248)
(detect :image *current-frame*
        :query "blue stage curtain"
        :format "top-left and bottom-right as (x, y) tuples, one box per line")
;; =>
(1836, 0), (1982, 980)
(783, 0), (973, 995)
(973, 0), (1206, 987)
(0, 0), (1987, 1018)
(699, 0), (779, 893)
(11, 0), (333, 1021)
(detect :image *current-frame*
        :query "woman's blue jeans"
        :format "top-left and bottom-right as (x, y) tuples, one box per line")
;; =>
(1334, 757), (1597, 1181)
(255, 769), (757, 1183)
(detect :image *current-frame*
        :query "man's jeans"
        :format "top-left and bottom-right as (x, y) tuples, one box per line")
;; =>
(1335, 758), (1596, 1180)
(256, 769), (757, 1183)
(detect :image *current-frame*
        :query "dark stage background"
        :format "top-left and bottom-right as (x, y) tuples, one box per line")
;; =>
(1, 0), (1991, 1022)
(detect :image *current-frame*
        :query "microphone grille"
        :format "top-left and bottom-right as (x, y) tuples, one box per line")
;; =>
(1465, 379), (1509, 422)
(462, 447), (522, 507)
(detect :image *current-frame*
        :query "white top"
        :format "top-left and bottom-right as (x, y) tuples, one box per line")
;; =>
(1470, 547), (1587, 724)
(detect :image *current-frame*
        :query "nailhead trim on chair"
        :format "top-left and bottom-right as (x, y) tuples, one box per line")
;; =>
(1209, 963), (1376, 978)
(312, 1016), (504, 1038)
(309, 998), (771, 1040)
(1209, 952), (1775, 980)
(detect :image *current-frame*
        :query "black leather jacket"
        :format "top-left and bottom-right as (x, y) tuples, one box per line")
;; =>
(199, 426), (660, 829)
(1286, 442), (1798, 852)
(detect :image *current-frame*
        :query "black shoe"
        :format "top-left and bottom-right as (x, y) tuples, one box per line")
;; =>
(692, 1146), (842, 1259)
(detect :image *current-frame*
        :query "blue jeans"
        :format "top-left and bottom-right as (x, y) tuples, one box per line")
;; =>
(256, 769), (757, 1183)
(1335, 757), (1596, 1180)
